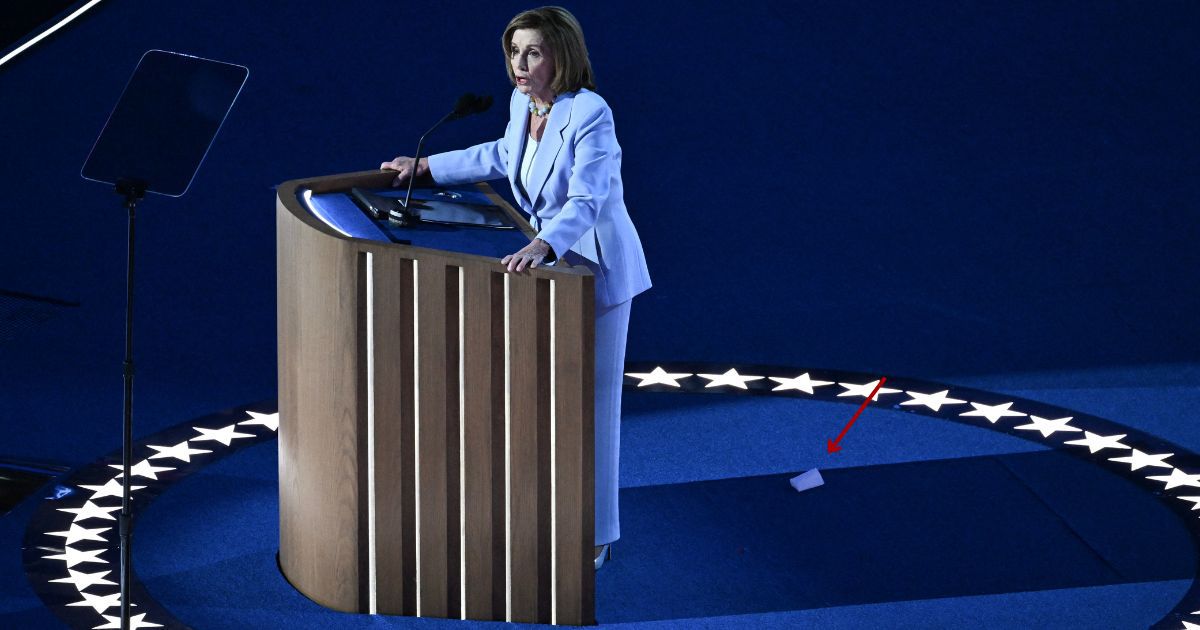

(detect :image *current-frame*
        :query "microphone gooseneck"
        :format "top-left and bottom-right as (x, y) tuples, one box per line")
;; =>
(399, 93), (494, 217)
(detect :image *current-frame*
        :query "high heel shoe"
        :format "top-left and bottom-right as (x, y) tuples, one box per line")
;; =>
(594, 544), (612, 571)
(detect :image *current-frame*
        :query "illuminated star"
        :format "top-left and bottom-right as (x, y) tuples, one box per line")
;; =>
(1176, 496), (1200, 511)
(959, 402), (1026, 424)
(239, 410), (280, 431)
(625, 367), (692, 387)
(46, 523), (111, 545)
(192, 424), (255, 446)
(768, 373), (834, 394)
(67, 590), (124, 614)
(42, 546), (107, 568)
(50, 569), (117, 590)
(109, 460), (175, 480)
(836, 380), (901, 401)
(1147, 468), (1200, 490)
(696, 368), (765, 389)
(146, 441), (212, 463)
(901, 389), (967, 412)
(1184, 621), (1200, 630)
(57, 500), (121, 523)
(78, 478), (146, 500)
(1107, 449), (1173, 471)
(1014, 415), (1082, 438)
(1063, 432), (1129, 454)
(94, 612), (161, 629)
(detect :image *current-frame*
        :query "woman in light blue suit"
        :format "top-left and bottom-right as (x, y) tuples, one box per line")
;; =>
(383, 6), (650, 570)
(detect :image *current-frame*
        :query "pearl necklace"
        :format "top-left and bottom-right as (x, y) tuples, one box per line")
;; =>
(528, 97), (553, 118)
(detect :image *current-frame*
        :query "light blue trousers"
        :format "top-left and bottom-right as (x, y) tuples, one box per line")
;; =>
(594, 298), (630, 546)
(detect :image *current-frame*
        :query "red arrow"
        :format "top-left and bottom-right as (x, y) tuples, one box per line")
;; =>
(827, 376), (887, 453)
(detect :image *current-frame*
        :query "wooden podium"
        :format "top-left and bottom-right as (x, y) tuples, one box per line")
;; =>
(275, 170), (596, 625)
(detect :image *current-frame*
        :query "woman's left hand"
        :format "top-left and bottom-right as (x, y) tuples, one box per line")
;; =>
(502, 238), (552, 272)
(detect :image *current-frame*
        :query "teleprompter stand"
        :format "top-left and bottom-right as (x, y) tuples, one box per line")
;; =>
(115, 176), (144, 629)
(81, 50), (247, 630)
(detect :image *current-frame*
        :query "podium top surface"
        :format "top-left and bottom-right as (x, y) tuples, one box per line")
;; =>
(301, 185), (531, 260)
(276, 170), (590, 278)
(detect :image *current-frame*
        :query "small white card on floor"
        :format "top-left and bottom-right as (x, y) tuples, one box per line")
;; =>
(789, 468), (824, 493)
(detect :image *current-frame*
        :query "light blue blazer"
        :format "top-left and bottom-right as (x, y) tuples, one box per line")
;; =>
(427, 88), (651, 308)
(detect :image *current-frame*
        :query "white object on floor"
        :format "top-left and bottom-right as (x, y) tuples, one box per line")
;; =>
(789, 468), (825, 493)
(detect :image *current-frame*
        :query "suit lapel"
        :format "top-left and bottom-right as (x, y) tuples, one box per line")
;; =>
(507, 94), (531, 210)
(524, 91), (573, 208)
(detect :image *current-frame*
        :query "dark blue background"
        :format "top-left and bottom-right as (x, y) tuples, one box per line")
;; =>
(1, 0), (1197, 463)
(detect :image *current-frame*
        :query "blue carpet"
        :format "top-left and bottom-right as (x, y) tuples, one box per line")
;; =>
(603, 451), (1192, 623)
(619, 390), (1049, 487)
(595, 580), (1192, 630)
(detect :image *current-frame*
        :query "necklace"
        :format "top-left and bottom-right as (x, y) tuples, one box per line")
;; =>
(528, 97), (553, 118)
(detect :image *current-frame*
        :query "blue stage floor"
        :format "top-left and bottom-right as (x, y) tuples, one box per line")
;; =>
(5, 371), (1200, 629)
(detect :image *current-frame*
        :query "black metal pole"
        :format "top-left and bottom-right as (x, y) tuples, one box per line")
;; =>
(116, 178), (144, 630)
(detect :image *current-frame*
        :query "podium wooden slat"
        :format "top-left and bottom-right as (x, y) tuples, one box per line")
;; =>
(416, 260), (452, 617)
(462, 270), (505, 619)
(371, 255), (416, 616)
(552, 278), (596, 623)
(506, 275), (571, 624)
(507, 275), (545, 622)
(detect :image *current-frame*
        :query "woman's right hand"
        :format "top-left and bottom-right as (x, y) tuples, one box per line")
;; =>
(380, 156), (430, 187)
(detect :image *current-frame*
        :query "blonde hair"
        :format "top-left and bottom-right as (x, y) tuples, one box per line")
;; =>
(502, 6), (597, 95)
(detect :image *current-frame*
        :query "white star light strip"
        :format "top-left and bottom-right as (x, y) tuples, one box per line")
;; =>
(959, 401), (1026, 424)
(46, 524), (111, 546)
(57, 501), (121, 523)
(110, 460), (175, 480)
(67, 590), (125, 614)
(1063, 432), (1129, 454)
(624, 366), (692, 387)
(1147, 468), (1200, 490)
(191, 424), (256, 446)
(38, 410), (277, 629)
(28, 387), (1200, 627)
(239, 411), (280, 431)
(94, 612), (162, 629)
(49, 569), (117, 590)
(147, 441), (212, 463)
(42, 546), (107, 568)
(901, 389), (967, 412)
(1013, 415), (1082, 438)
(769, 373), (834, 394)
(696, 368), (765, 389)
(1108, 449), (1173, 471)
(837, 380), (901, 400)
(79, 478), (146, 500)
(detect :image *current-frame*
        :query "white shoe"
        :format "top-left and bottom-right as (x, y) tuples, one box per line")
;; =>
(594, 544), (612, 570)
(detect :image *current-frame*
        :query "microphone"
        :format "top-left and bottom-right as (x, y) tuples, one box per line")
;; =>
(451, 93), (494, 120)
(397, 92), (494, 222)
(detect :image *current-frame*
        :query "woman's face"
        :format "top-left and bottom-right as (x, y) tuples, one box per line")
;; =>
(510, 28), (555, 102)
